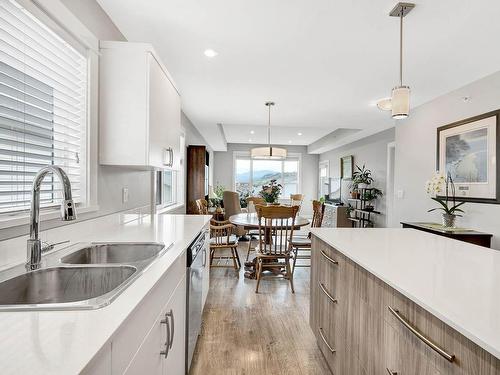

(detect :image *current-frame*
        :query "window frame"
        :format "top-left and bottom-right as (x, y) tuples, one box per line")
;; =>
(232, 151), (302, 197)
(0, 0), (99, 228)
(155, 169), (178, 211)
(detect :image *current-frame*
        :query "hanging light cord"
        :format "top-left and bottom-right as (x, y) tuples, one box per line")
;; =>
(399, 7), (404, 86)
(267, 103), (271, 150)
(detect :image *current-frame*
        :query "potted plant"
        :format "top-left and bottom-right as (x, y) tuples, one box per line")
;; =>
(351, 164), (374, 190)
(426, 172), (465, 228)
(346, 204), (356, 218)
(237, 188), (252, 208)
(209, 184), (225, 211)
(363, 188), (383, 211)
(259, 179), (283, 204)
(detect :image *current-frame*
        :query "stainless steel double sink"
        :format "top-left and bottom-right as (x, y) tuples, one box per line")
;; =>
(0, 242), (169, 311)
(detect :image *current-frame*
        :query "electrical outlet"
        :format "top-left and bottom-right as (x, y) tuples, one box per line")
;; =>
(122, 187), (129, 203)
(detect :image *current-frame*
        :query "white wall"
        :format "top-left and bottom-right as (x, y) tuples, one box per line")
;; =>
(213, 143), (319, 215)
(319, 128), (395, 227)
(394, 71), (500, 249)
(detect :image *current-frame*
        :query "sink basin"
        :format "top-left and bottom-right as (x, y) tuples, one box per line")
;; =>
(0, 266), (136, 306)
(61, 243), (165, 265)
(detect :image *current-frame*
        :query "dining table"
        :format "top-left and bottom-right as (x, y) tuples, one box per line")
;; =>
(229, 212), (310, 241)
(228, 212), (310, 278)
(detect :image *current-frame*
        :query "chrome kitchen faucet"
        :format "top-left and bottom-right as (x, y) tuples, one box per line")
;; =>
(26, 166), (77, 270)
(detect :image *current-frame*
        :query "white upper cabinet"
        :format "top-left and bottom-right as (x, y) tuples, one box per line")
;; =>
(99, 41), (181, 169)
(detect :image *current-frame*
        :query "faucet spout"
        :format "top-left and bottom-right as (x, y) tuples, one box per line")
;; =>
(27, 166), (76, 270)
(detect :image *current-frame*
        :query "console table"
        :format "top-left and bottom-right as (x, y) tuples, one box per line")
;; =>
(400, 221), (492, 248)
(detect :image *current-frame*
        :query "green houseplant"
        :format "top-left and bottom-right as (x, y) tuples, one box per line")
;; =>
(259, 179), (283, 204)
(363, 188), (383, 211)
(351, 164), (374, 189)
(426, 172), (465, 227)
(209, 184), (225, 208)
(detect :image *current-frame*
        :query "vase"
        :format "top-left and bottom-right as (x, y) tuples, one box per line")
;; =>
(358, 183), (369, 189)
(442, 213), (457, 228)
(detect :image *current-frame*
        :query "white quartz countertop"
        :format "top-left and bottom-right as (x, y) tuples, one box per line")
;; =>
(310, 228), (500, 360)
(0, 212), (211, 375)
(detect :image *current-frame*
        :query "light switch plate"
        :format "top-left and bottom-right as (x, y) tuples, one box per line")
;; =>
(396, 190), (405, 199)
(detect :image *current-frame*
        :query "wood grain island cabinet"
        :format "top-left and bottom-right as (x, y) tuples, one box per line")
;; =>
(310, 235), (500, 375)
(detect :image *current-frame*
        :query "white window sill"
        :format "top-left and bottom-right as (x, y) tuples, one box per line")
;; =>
(156, 203), (185, 214)
(0, 205), (100, 230)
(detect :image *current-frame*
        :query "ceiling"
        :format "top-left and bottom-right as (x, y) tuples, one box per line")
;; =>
(97, 0), (500, 151)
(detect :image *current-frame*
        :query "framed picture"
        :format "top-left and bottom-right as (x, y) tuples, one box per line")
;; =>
(436, 109), (500, 203)
(340, 155), (353, 180)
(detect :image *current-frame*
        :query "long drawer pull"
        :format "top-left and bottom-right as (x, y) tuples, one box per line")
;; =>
(388, 306), (455, 362)
(386, 369), (397, 375)
(318, 328), (336, 354)
(319, 282), (338, 304)
(320, 250), (338, 265)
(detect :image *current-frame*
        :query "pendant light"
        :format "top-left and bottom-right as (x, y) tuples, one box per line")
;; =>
(377, 2), (414, 119)
(251, 102), (287, 160)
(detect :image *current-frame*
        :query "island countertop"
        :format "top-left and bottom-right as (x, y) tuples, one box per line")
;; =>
(0, 212), (211, 375)
(310, 227), (500, 360)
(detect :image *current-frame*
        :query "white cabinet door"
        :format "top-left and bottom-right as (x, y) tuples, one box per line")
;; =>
(148, 54), (181, 170)
(123, 309), (165, 375)
(123, 277), (186, 375)
(163, 276), (186, 375)
(99, 42), (181, 169)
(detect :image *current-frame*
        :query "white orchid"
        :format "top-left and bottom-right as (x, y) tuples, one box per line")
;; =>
(426, 171), (465, 216)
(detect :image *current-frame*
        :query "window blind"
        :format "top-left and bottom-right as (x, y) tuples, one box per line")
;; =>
(0, 0), (87, 213)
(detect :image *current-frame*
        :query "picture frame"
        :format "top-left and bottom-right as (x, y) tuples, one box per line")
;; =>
(436, 109), (500, 204)
(340, 155), (353, 180)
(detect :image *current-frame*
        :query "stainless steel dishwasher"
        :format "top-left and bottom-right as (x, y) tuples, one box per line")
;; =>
(185, 230), (208, 373)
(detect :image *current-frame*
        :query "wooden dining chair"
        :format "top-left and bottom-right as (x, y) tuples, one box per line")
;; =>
(209, 219), (241, 270)
(245, 196), (266, 261)
(254, 204), (299, 293)
(195, 199), (209, 215)
(291, 200), (325, 274)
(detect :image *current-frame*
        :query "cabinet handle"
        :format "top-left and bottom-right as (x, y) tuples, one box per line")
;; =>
(386, 369), (397, 375)
(319, 282), (338, 304)
(169, 148), (173, 167)
(167, 309), (174, 349)
(388, 306), (455, 362)
(320, 250), (338, 265)
(160, 312), (171, 358)
(202, 247), (207, 267)
(318, 327), (336, 354)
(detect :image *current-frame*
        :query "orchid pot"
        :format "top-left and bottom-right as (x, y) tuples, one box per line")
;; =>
(442, 213), (457, 228)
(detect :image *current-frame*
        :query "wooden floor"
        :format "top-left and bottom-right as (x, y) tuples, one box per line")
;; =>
(189, 243), (332, 375)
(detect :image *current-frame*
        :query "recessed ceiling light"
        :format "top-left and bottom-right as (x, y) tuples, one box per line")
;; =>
(204, 49), (218, 58)
(248, 139), (252, 142)
(297, 132), (302, 136)
(288, 140), (292, 144)
(250, 130), (255, 134)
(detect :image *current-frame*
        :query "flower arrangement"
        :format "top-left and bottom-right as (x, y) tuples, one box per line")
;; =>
(259, 179), (282, 204)
(426, 171), (465, 227)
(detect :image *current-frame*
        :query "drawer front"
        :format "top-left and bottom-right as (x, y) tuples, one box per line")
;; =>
(112, 253), (186, 375)
(385, 289), (500, 375)
(384, 319), (441, 375)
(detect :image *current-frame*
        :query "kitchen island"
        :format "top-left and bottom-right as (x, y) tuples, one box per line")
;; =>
(310, 228), (500, 375)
